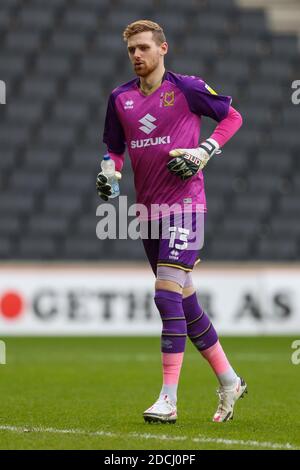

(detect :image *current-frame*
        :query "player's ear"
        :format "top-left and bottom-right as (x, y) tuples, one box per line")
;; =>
(160, 42), (168, 56)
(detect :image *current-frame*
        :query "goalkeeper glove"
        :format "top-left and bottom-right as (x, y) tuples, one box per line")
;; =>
(96, 171), (122, 201)
(167, 138), (220, 181)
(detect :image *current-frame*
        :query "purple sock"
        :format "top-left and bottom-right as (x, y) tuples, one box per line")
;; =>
(182, 292), (218, 351)
(154, 290), (187, 353)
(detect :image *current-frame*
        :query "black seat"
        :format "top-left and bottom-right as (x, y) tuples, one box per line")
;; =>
(256, 237), (298, 260)
(18, 237), (57, 259)
(210, 237), (250, 260)
(42, 193), (83, 215)
(0, 238), (13, 259)
(0, 193), (35, 215)
(27, 214), (69, 235)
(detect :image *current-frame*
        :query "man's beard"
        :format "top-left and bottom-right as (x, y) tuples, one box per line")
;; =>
(134, 59), (158, 77)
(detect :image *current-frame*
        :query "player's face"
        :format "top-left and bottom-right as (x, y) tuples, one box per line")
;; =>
(127, 31), (167, 77)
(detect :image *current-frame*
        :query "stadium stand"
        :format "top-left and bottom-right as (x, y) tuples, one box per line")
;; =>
(0, 0), (299, 260)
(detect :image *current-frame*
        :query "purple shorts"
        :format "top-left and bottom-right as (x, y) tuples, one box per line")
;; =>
(141, 212), (205, 275)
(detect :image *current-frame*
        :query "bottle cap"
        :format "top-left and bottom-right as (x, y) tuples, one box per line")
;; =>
(103, 154), (110, 161)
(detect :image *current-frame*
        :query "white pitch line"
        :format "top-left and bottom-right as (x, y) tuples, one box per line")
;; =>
(0, 425), (297, 450)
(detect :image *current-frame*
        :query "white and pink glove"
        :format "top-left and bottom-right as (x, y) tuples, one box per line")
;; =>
(167, 138), (220, 181)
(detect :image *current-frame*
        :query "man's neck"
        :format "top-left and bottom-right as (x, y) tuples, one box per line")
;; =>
(139, 65), (166, 95)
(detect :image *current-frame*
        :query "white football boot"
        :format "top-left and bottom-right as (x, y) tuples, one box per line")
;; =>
(213, 377), (248, 422)
(143, 394), (177, 424)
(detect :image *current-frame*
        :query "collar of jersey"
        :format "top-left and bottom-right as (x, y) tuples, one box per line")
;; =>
(136, 70), (168, 95)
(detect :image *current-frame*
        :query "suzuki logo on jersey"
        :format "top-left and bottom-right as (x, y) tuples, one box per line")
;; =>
(131, 135), (171, 149)
(139, 113), (157, 135)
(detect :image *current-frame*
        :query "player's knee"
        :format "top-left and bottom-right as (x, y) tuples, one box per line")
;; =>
(156, 266), (188, 293)
(155, 279), (182, 293)
(183, 285), (195, 299)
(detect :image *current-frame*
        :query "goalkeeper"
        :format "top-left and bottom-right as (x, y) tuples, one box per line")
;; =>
(97, 20), (246, 423)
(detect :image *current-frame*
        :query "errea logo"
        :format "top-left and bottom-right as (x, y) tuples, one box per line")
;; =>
(139, 113), (157, 135)
(124, 99), (134, 110)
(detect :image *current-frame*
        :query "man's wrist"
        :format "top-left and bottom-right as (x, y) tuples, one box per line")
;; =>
(199, 138), (220, 157)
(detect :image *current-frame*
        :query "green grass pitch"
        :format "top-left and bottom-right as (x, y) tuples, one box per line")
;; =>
(0, 336), (299, 450)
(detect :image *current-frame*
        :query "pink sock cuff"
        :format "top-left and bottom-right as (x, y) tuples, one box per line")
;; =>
(162, 352), (184, 385)
(200, 341), (230, 375)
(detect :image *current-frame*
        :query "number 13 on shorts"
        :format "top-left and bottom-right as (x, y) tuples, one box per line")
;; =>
(168, 226), (190, 250)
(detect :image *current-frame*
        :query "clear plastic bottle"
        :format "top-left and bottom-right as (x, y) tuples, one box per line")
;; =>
(100, 154), (120, 198)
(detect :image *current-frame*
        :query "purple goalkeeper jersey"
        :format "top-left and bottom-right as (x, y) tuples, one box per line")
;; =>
(103, 70), (231, 219)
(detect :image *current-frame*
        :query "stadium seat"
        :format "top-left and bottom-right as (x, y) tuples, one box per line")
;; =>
(10, 170), (51, 194)
(278, 195), (299, 214)
(112, 238), (146, 260)
(19, 8), (56, 31)
(254, 151), (293, 176)
(205, 196), (226, 219)
(214, 59), (250, 81)
(235, 9), (267, 35)
(159, 0), (201, 12)
(74, 0), (110, 10)
(151, 13), (188, 34)
(182, 36), (221, 57)
(268, 216), (300, 238)
(21, 76), (58, 100)
(24, 148), (65, 171)
(35, 53), (72, 78)
(209, 237), (250, 260)
(0, 238), (14, 259)
(66, 78), (103, 102)
(56, 172), (95, 194)
(79, 55), (117, 79)
(0, 124), (30, 147)
(106, 11), (145, 31)
(62, 10), (99, 32)
(52, 101), (89, 125)
(292, 175), (300, 194)
(63, 238), (102, 259)
(256, 237), (298, 260)
(0, 10), (11, 30)
(271, 35), (299, 59)
(0, 150), (18, 171)
(258, 59), (294, 82)
(0, 216), (22, 237)
(192, 12), (230, 35)
(76, 215), (98, 236)
(71, 147), (100, 171)
(226, 36), (266, 59)
(5, 30), (43, 53)
(50, 30), (88, 54)
(282, 107), (300, 127)
(0, 193), (35, 215)
(0, 53), (27, 80)
(232, 193), (272, 218)
(27, 214), (69, 236)
(221, 214), (262, 238)
(169, 57), (208, 77)
(270, 129), (299, 149)
(18, 237), (58, 259)
(247, 83), (284, 104)
(248, 174), (285, 194)
(209, 150), (247, 174)
(38, 123), (78, 148)
(207, 0), (235, 10)
(42, 193), (83, 216)
(6, 101), (44, 125)
(240, 104), (272, 128)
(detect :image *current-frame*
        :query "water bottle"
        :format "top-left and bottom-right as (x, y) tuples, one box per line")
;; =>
(101, 154), (120, 198)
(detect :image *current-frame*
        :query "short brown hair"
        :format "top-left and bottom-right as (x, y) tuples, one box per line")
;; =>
(123, 20), (166, 45)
